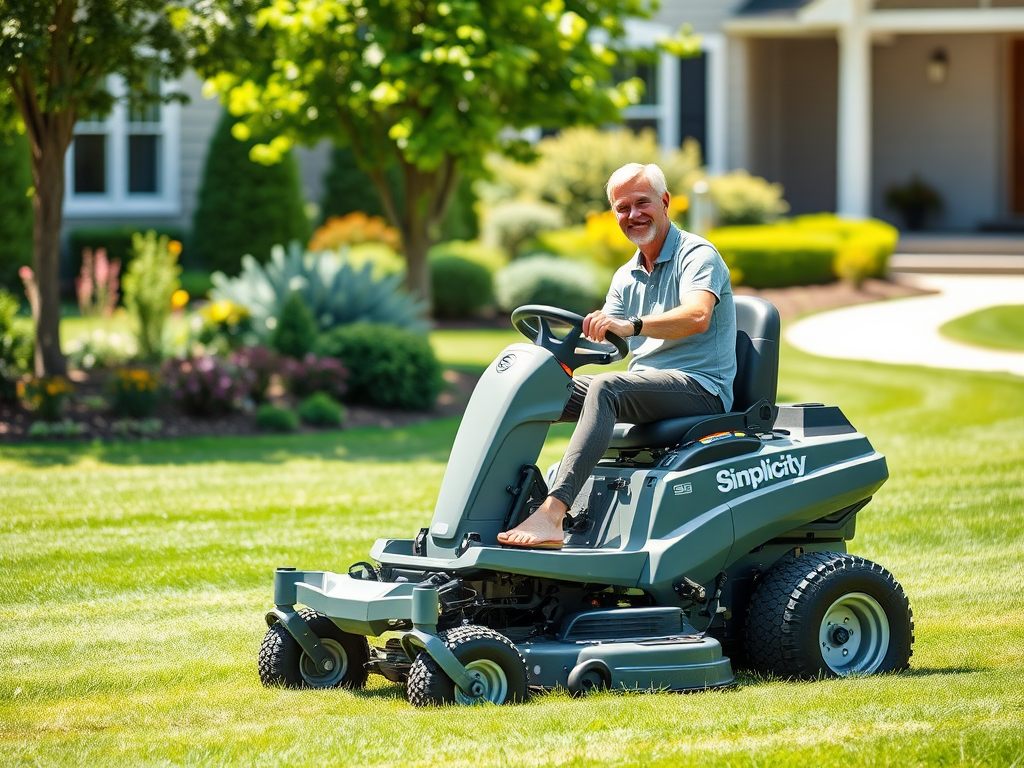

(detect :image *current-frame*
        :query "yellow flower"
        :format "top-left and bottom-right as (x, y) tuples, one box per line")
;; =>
(208, 300), (233, 324)
(168, 240), (183, 257)
(171, 289), (190, 310)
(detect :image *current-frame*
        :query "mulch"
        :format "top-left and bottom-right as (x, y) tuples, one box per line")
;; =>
(0, 278), (931, 445)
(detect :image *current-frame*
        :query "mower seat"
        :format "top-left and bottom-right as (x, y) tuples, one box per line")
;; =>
(608, 296), (781, 451)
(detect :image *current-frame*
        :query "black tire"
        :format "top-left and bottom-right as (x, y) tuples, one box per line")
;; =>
(406, 625), (528, 707)
(567, 659), (611, 697)
(259, 608), (370, 689)
(745, 551), (914, 679)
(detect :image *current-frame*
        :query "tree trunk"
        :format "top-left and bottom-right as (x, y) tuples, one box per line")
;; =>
(30, 128), (71, 377)
(403, 222), (432, 313)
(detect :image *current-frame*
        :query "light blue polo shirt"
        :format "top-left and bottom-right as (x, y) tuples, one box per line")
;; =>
(603, 224), (737, 411)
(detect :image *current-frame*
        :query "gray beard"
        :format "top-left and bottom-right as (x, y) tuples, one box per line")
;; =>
(627, 220), (658, 247)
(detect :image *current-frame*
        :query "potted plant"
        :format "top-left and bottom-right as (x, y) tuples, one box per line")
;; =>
(885, 175), (943, 231)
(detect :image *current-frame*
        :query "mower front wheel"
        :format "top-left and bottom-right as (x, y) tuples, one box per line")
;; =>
(259, 608), (369, 689)
(745, 551), (914, 679)
(406, 625), (528, 706)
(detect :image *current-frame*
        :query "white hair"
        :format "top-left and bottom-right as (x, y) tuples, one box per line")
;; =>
(605, 163), (669, 205)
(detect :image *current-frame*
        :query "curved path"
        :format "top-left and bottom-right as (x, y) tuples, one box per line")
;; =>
(785, 274), (1024, 378)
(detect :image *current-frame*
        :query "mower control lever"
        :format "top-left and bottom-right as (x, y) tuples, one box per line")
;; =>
(511, 305), (628, 372)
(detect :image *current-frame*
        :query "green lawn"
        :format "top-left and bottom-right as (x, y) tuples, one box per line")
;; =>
(2, 334), (1023, 766)
(940, 303), (1024, 352)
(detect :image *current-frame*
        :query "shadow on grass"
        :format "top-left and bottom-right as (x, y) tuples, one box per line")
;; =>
(0, 418), (462, 469)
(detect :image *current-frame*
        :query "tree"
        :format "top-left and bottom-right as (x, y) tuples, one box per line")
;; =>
(192, 110), (309, 275)
(0, 0), (193, 376)
(196, 0), (660, 308)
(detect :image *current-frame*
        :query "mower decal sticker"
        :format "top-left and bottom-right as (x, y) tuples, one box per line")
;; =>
(496, 353), (517, 373)
(716, 454), (807, 493)
(673, 483), (693, 496)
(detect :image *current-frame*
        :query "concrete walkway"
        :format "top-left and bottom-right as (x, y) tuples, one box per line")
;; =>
(785, 274), (1024, 378)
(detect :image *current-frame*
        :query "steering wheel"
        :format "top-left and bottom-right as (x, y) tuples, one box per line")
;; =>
(511, 305), (629, 372)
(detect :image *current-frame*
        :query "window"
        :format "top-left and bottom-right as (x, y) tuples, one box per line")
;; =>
(65, 75), (180, 216)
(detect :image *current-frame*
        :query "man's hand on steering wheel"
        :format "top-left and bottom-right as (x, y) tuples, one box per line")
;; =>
(583, 311), (634, 343)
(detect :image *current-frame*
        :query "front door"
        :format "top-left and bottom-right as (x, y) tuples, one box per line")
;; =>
(1013, 39), (1024, 215)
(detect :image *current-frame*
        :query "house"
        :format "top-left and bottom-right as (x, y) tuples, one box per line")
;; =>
(60, 0), (1024, 247)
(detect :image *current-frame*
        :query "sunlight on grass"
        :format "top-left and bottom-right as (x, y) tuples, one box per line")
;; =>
(940, 303), (1024, 352)
(2, 337), (1024, 766)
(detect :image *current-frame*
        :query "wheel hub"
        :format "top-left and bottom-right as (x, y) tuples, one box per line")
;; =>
(455, 660), (509, 705)
(818, 591), (890, 675)
(299, 638), (348, 687)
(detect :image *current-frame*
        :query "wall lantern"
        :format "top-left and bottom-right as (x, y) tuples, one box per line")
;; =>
(927, 48), (949, 85)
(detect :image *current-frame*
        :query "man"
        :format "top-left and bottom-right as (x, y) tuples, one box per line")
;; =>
(497, 162), (737, 549)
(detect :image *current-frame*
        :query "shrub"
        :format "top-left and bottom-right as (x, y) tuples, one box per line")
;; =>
(482, 200), (565, 258)
(482, 128), (702, 226)
(192, 300), (256, 355)
(793, 214), (896, 279)
(108, 368), (161, 418)
(67, 226), (185, 281)
(65, 329), (137, 371)
(179, 271), (213, 301)
(271, 292), (318, 358)
(0, 289), (33, 401)
(884, 174), (943, 230)
(308, 212), (402, 252)
(18, 375), (74, 421)
(191, 112), (309, 275)
(283, 353), (349, 401)
(256, 404), (299, 432)
(708, 170), (789, 226)
(162, 355), (255, 416)
(494, 256), (604, 316)
(75, 247), (121, 318)
(0, 129), (33, 292)
(122, 231), (182, 361)
(430, 255), (494, 318)
(835, 246), (877, 289)
(313, 323), (442, 411)
(428, 240), (507, 275)
(27, 419), (87, 439)
(228, 345), (281, 403)
(297, 392), (345, 427)
(210, 242), (429, 342)
(708, 226), (836, 288)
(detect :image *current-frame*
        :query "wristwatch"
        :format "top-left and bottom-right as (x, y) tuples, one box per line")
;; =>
(628, 316), (644, 336)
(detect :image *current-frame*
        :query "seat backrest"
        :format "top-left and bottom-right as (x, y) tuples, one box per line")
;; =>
(732, 295), (781, 411)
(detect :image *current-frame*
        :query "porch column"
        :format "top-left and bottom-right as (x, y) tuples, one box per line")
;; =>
(836, 0), (872, 218)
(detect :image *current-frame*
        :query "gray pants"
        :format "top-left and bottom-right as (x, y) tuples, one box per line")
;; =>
(548, 370), (724, 508)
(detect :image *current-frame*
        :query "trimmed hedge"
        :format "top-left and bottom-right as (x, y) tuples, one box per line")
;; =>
(708, 215), (897, 289)
(313, 322), (442, 411)
(430, 254), (494, 318)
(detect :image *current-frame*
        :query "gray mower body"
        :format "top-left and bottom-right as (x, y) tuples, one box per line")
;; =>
(266, 297), (894, 697)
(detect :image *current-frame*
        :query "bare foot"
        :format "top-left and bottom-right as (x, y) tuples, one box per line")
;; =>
(497, 498), (567, 549)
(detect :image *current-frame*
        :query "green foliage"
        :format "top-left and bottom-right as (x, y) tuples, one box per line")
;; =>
(708, 170), (790, 226)
(17, 374), (73, 421)
(177, 271), (213, 301)
(0, 129), (33, 291)
(297, 392), (344, 428)
(885, 174), (943, 229)
(270, 292), (318, 358)
(0, 288), (32, 401)
(283, 354), (348, 401)
(255, 404), (298, 432)
(482, 200), (565, 258)
(210, 242), (429, 342)
(65, 329), (137, 372)
(709, 216), (897, 289)
(313, 323), (442, 411)
(197, 0), (653, 301)
(121, 231), (182, 361)
(191, 112), (309, 275)
(68, 227), (186, 280)
(709, 226), (836, 289)
(107, 368), (161, 419)
(483, 129), (703, 226)
(321, 146), (480, 243)
(495, 256), (604, 315)
(430, 254), (494, 319)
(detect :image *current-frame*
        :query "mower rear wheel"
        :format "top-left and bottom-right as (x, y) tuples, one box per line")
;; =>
(259, 608), (369, 689)
(744, 551), (914, 679)
(406, 625), (527, 706)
